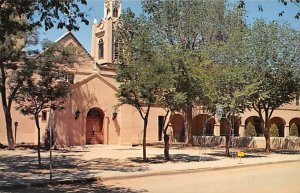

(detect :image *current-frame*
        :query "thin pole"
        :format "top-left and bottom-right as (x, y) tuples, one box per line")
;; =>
(14, 125), (17, 144)
(50, 126), (52, 181)
(232, 111), (235, 158)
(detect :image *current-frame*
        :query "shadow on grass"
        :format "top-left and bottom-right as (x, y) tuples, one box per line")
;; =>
(129, 154), (219, 164)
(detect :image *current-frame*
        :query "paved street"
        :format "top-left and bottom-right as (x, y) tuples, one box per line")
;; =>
(103, 161), (300, 193)
(2, 161), (299, 193)
(1, 145), (300, 192)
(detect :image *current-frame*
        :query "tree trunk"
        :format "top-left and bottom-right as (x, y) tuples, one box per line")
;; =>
(142, 116), (148, 162)
(225, 135), (230, 156)
(264, 117), (271, 152)
(5, 110), (14, 150)
(184, 105), (193, 145)
(34, 113), (42, 167)
(163, 131), (170, 161)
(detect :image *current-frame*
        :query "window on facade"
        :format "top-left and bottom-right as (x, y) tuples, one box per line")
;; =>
(113, 7), (118, 17)
(107, 8), (110, 15)
(42, 111), (47, 121)
(296, 94), (299, 106)
(98, 38), (104, 59)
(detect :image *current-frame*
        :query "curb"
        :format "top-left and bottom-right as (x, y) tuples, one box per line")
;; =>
(1, 159), (299, 191)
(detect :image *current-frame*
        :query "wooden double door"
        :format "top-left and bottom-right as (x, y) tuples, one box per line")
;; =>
(86, 108), (104, 144)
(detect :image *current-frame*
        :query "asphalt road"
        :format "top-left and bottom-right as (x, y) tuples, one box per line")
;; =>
(2, 161), (300, 193)
(104, 161), (300, 193)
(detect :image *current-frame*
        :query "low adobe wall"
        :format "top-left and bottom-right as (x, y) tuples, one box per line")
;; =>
(193, 136), (300, 150)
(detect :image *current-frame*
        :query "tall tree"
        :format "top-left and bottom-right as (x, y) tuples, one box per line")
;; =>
(142, 0), (226, 144)
(0, 0), (88, 149)
(245, 20), (300, 152)
(14, 42), (73, 167)
(116, 12), (175, 162)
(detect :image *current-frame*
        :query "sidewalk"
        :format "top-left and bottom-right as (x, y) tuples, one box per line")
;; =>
(0, 144), (300, 190)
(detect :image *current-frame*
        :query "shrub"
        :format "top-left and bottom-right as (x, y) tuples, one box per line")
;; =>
(290, 123), (299, 137)
(270, 123), (279, 137)
(245, 122), (257, 137)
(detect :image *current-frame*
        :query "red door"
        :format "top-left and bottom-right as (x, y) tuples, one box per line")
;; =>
(86, 108), (104, 144)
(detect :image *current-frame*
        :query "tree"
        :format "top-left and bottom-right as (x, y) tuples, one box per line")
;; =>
(116, 13), (175, 162)
(245, 122), (257, 137)
(244, 20), (300, 152)
(0, 0), (89, 41)
(157, 56), (186, 160)
(142, 0), (226, 144)
(0, 0), (88, 149)
(204, 64), (251, 156)
(14, 42), (73, 167)
(289, 123), (299, 137)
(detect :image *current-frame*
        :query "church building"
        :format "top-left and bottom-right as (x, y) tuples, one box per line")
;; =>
(0, 0), (299, 147)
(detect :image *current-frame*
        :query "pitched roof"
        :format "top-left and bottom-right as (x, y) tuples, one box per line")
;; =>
(55, 31), (93, 60)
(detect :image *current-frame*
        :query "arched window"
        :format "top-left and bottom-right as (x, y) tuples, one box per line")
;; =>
(98, 38), (104, 59)
(106, 8), (110, 15)
(113, 7), (118, 17)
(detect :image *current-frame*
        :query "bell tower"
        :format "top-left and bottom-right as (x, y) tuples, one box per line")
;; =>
(91, 0), (122, 66)
(104, 0), (121, 19)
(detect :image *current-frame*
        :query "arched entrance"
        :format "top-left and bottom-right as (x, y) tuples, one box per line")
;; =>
(289, 118), (300, 137)
(220, 116), (240, 136)
(228, 115), (241, 136)
(192, 114), (215, 136)
(245, 116), (263, 136)
(86, 108), (104, 144)
(220, 117), (231, 136)
(170, 114), (185, 142)
(269, 117), (286, 137)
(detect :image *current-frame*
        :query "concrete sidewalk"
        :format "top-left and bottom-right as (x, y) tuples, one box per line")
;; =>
(0, 144), (300, 190)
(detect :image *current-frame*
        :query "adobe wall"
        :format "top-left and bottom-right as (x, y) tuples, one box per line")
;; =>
(193, 136), (300, 150)
(119, 105), (166, 145)
(54, 74), (119, 146)
(0, 101), (47, 145)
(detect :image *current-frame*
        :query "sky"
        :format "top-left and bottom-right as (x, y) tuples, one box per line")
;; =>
(38, 0), (300, 54)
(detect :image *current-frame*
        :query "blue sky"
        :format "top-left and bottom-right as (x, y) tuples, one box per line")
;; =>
(38, 0), (299, 54)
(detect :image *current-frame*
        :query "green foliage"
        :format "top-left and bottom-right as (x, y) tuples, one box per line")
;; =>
(116, 12), (180, 161)
(14, 42), (74, 115)
(245, 122), (257, 137)
(0, 0), (89, 43)
(142, 0), (225, 50)
(290, 123), (299, 137)
(270, 124), (279, 137)
(0, 0), (88, 149)
(14, 41), (74, 166)
(237, 0), (300, 19)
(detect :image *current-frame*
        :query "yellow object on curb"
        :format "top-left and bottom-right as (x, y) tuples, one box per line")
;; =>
(238, 151), (245, 157)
